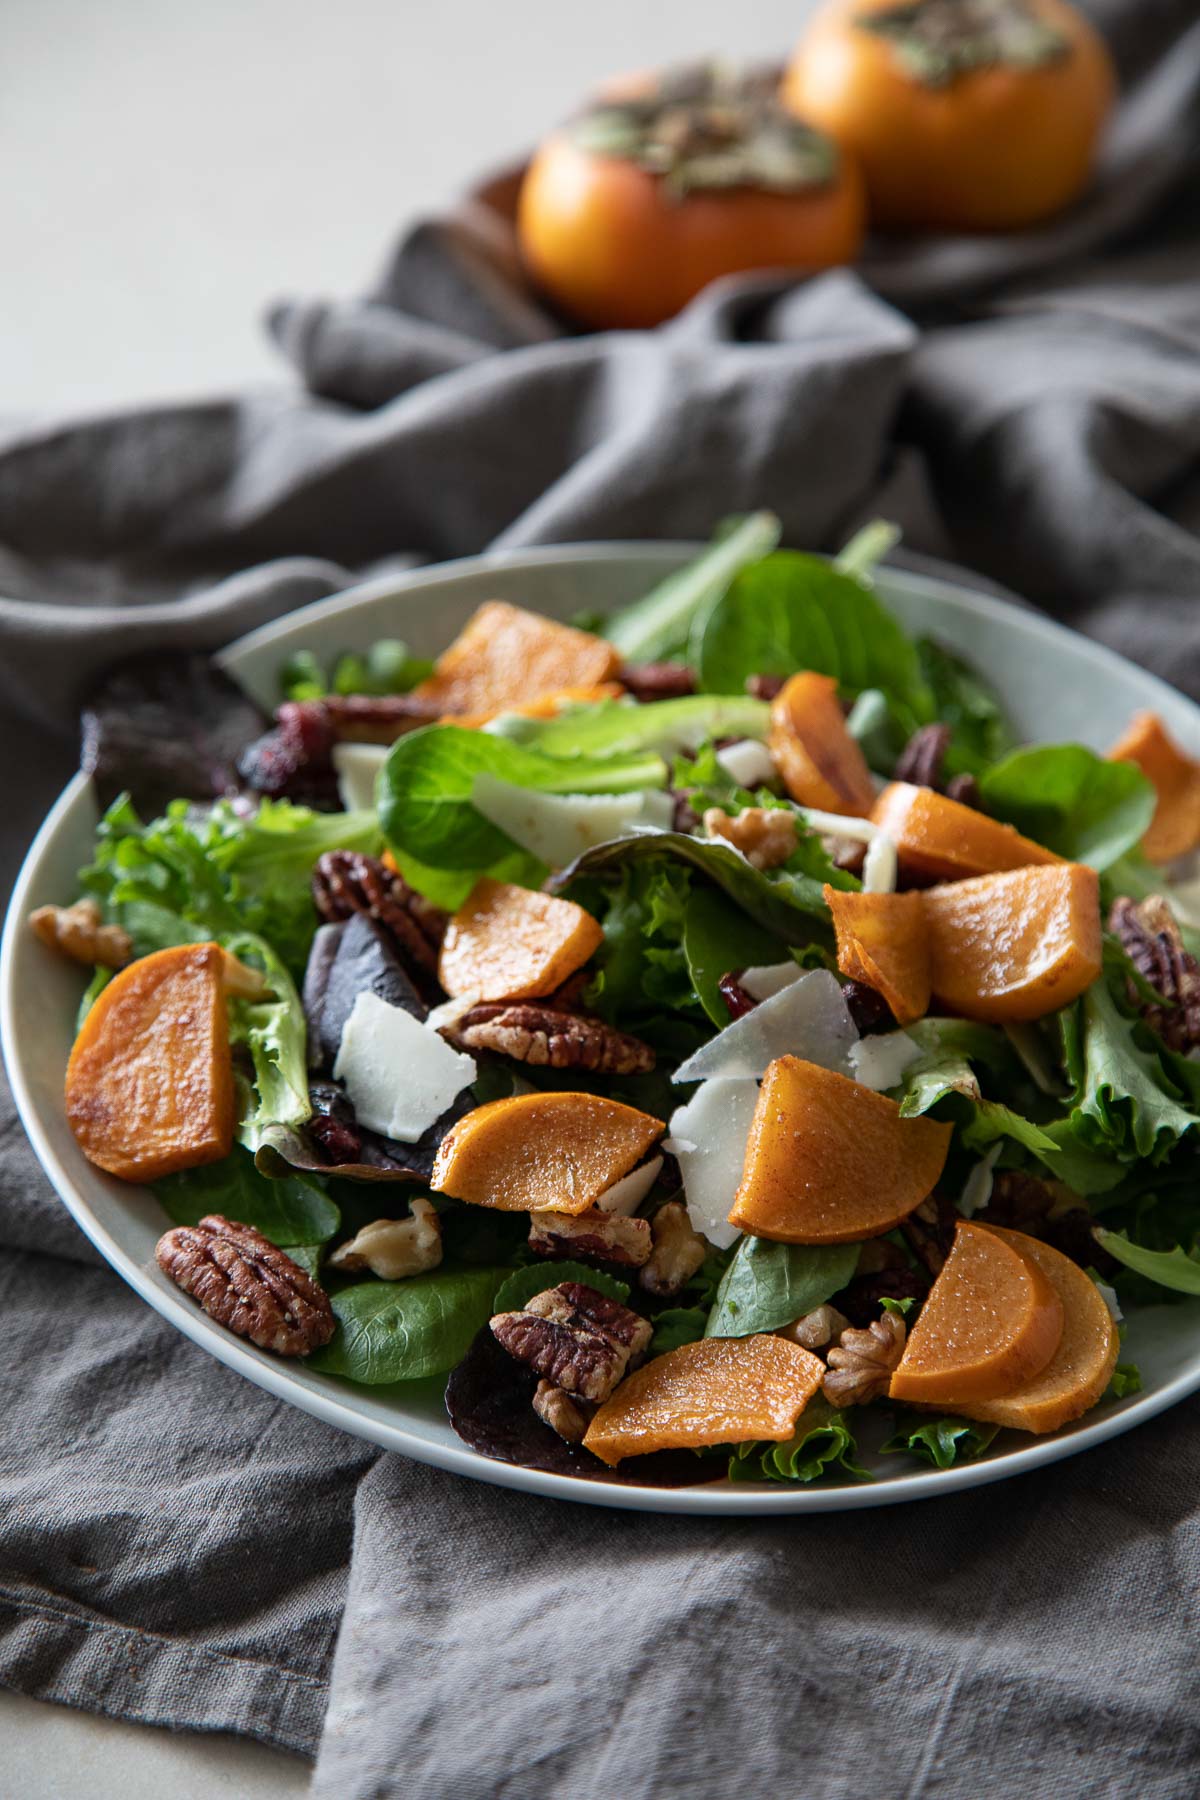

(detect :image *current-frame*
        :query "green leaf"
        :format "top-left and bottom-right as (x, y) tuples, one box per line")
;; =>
(682, 885), (787, 1027)
(492, 694), (769, 760)
(880, 1411), (1000, 1470)
(729, 1399), (871, 1484)
(706, 1237), (859, 1339)
(1107, 1362), (1142, 1400)
(224, 929), (312, 1142)
(1064, 978), (1196, 1162)
(648, 1305), (709, 1356)
(285, 1244), (324, 1281)
(155, 1149), (339, 1247)
(916, 637), (1017, 777)
(979, 745), (1155, 870)
(491, 1262), (630, 1313)
(583, 859), (703, 1041)
(833, 518), (900, 581)
(603, 512), (781, 662)
(695, 550), (934, 731)
(1093, 1231), (1200, 1297)
(308, 1265), (507, 1383)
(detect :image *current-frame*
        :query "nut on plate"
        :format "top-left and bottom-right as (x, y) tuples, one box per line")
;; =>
(1109, 894), (1200, 1054)
(702, 806), (798, 871)
(445, 1002), (655, 1074)
(822, 1311), (906, 1407)
(490, 1280), (652, 1403)
(529, 1208), (652, 1267)
(532, 1379), (593, 1444)
(328, 1198), (443, 1280)
(777, 1302), (851, 1351)
(312, 850), (447, 972)
(29, 899), (132, 970)
(639, 1201), (707, 1297)
(155, 1214), (335, 1356)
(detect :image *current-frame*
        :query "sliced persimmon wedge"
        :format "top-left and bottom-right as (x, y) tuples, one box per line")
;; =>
(431, 1091), (664, 1213)
(823, 885), (931, 1025)
(1108, 710), (1200, 863)
(951, 1228), (1119, 1434)
(871, 782), (1062, 883)
(582, 1335), (825, 1465)
(413, 601), (622, 717)
(769, 671), (876, 816)
(438, 878), (603, 1001)
(728, 1056), (952, 1244)
(922, 862), (1102, 1024)
(889, 1221), (1064, 1406)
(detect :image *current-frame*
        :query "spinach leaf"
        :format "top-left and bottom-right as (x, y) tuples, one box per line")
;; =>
(156, 1149), (339, 1247)
(308, 1265), (507, 1383)
(648, 1306), (710, 1356)
(491, 1262), (630, 1312)
(682, 886), (788, 1027)
(979, 745), (1155, 870)
(603, 512), (781, 662)
(1062, 978), (1196, 1162)
(1093, 1231), (1200, 1297)
(729, 1400), (870, 1484)
(695, 551), (934, 732)
(706, 1237), (859, 1339)
(916, 637), (1017, 777)
(880, 1411), (999, 1469)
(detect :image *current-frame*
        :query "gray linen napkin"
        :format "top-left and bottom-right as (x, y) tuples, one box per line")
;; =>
(2, 5), (1200, 1793)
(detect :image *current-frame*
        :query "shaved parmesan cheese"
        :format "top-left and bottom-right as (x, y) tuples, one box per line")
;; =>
(332, 742), (387, 814)
(848, 1030), (922, 1093)
(472, 773), (657, 868)
(1094, 1279), (1123, 1323)
(667, 1078), (758, 1249)
(716, 738), (777, 790)
(861, 832), (897, 893)
(794, 806), (879, 843)
(740, 961), (804, 1002)
(595, 1155), (663, 1216)
(958, 1143), (1002, 1218)
(333, 990), (476, 1142)
(424, 991), (482, 1035)
(673, 968), (856, 1085)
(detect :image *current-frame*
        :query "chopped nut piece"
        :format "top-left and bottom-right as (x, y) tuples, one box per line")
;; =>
(490, 1280), (652, 1401)
(1109, 894), (1200, 1053)
(822, 1311), (906, 1407)
(777, 1303), (851, 1351)
(529, 1207), (652, 1266)
(702, 805), (798, 870)
(155, 1214), (334, 1356)
(532, 1379), (593, 1444)
(639, 1200), (707, 1297)
(445, 1002), (655, 1074)
(328, 1198), (443, 1280)
(29, 899), (131, 970)
(312, 850), (447, 972)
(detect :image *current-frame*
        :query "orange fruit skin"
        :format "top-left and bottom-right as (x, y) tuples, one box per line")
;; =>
(583, 1334), (825, 1464)
(438, 878), (604, 1002)
(728, 1055), (952, 1244)
(769, 672), (877, 815)
(517, 132), (865, 331)
(823, 885), (931, 1024)
(953, 1227), (1119, 1434)
(923, 861), (1101, 1023)
(1108, 710), (1200, 864)
(889, 1220), (1064, 1405)
(65, 943), (234, 1183)
(782, 0), (1115, 231)
(430, 1090), (664, 1213)
(413, 602), (621, 719)
(871, 781), (1062, 884)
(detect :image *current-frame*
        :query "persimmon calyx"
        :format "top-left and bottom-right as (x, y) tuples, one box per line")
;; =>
(856, 0), (1070, 89)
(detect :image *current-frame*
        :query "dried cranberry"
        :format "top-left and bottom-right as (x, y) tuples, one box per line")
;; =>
(718, 971), (757, 1020)
(843, 980), (897, 1036)
(745, 673), (785, 701)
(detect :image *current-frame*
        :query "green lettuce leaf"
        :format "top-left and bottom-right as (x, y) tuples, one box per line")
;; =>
(602, 512), (781, 662)
(1107, 1363), (1143, 1399)
(916, 637), (1017, 777)
(880, 1411), (999, 1469)
(706, 1237), (859, 1338)
(281, 638), (432, 700)
(979, 745), (1155, 870)
(682, 885), (788, 1026)
(308, 1265), (508, 1383)
(1093, 1231), (1200, 1296)
(491, 1262), (630, 1312)
(729, 1399), (870, 1484)
(155, 1149), (338, 1246)
(490, 694), (769, 760)
(582, 859), (703, 1044)
(224, 929), (313, 1145)
(1062, 978), (1196, 1162)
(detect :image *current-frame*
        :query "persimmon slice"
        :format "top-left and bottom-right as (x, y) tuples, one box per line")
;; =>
(65, 943), (234, 1183)
(438, 878), (603, 1001)
(953, 1228), (1119, 1434)
(889, 1222), (1064, 1406)
(727, 1056), (952, 1244)
(768, 672), (876, 816)
(1108, 710), (1200, 863)
(413, 601), (622, 718)
(582, 1334), (824, 1465)
(871, 782), (1062, 883)
(923, 863), (1101, 1024)
(823, 885), (930, 1025)
(430, 1091), (664, 1212)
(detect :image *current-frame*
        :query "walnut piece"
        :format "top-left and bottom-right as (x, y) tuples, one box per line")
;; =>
(29, 899), (131, 970)
(822, 1311), (906, 1407)
(312, 850), (447, 972)
(444, 1002), (655, 1074)
(155, 1214), (334, 1356)
(702, 806), (798, 870)
(490, 1280), (652, 1401)
(328, 1197), (443, 1279)
(639, 1200), (707, 1297)
(529, 1207), (652, 1266)
(1109, 894), (1200, 1053)
(777, 1303), (851, 1351)
(532, 1379), (593, 1444)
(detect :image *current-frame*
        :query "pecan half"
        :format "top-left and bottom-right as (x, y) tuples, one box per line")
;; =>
(312, 850), (448, 972)
(490, 1281), (652, 1401)
(702, 805), (797, 870)
(1109, 895), (1200, 1054)
(894, 722), (980, 809)
(822, 1311), (906, 1407)
(328, 1198), (443, 1280)
(29, 899), (132, 970)
(529, 1208), (652, 1267)
(532, 1379), (593, 1444)
(443, 1003), (655, 1074)
(155, 1215), (334, 1356)
(619, 662), (697, 703)
(639, 1200), (707, 1296)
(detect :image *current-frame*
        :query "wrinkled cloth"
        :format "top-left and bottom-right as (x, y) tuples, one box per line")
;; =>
(2, 3), (1200, 1794)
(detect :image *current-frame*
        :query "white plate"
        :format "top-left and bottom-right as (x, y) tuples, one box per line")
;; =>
(4, 544), (1200, 1515)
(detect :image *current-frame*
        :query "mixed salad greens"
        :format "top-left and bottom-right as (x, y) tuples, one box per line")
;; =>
(35, 515), (1200, 1486)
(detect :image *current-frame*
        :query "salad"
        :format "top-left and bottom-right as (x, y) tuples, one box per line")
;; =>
(28, 514), (1200, 1488)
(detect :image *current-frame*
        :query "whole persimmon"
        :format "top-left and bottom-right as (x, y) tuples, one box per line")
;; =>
(782, 0), (1115, 231)
(517, 63), (865, 330)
